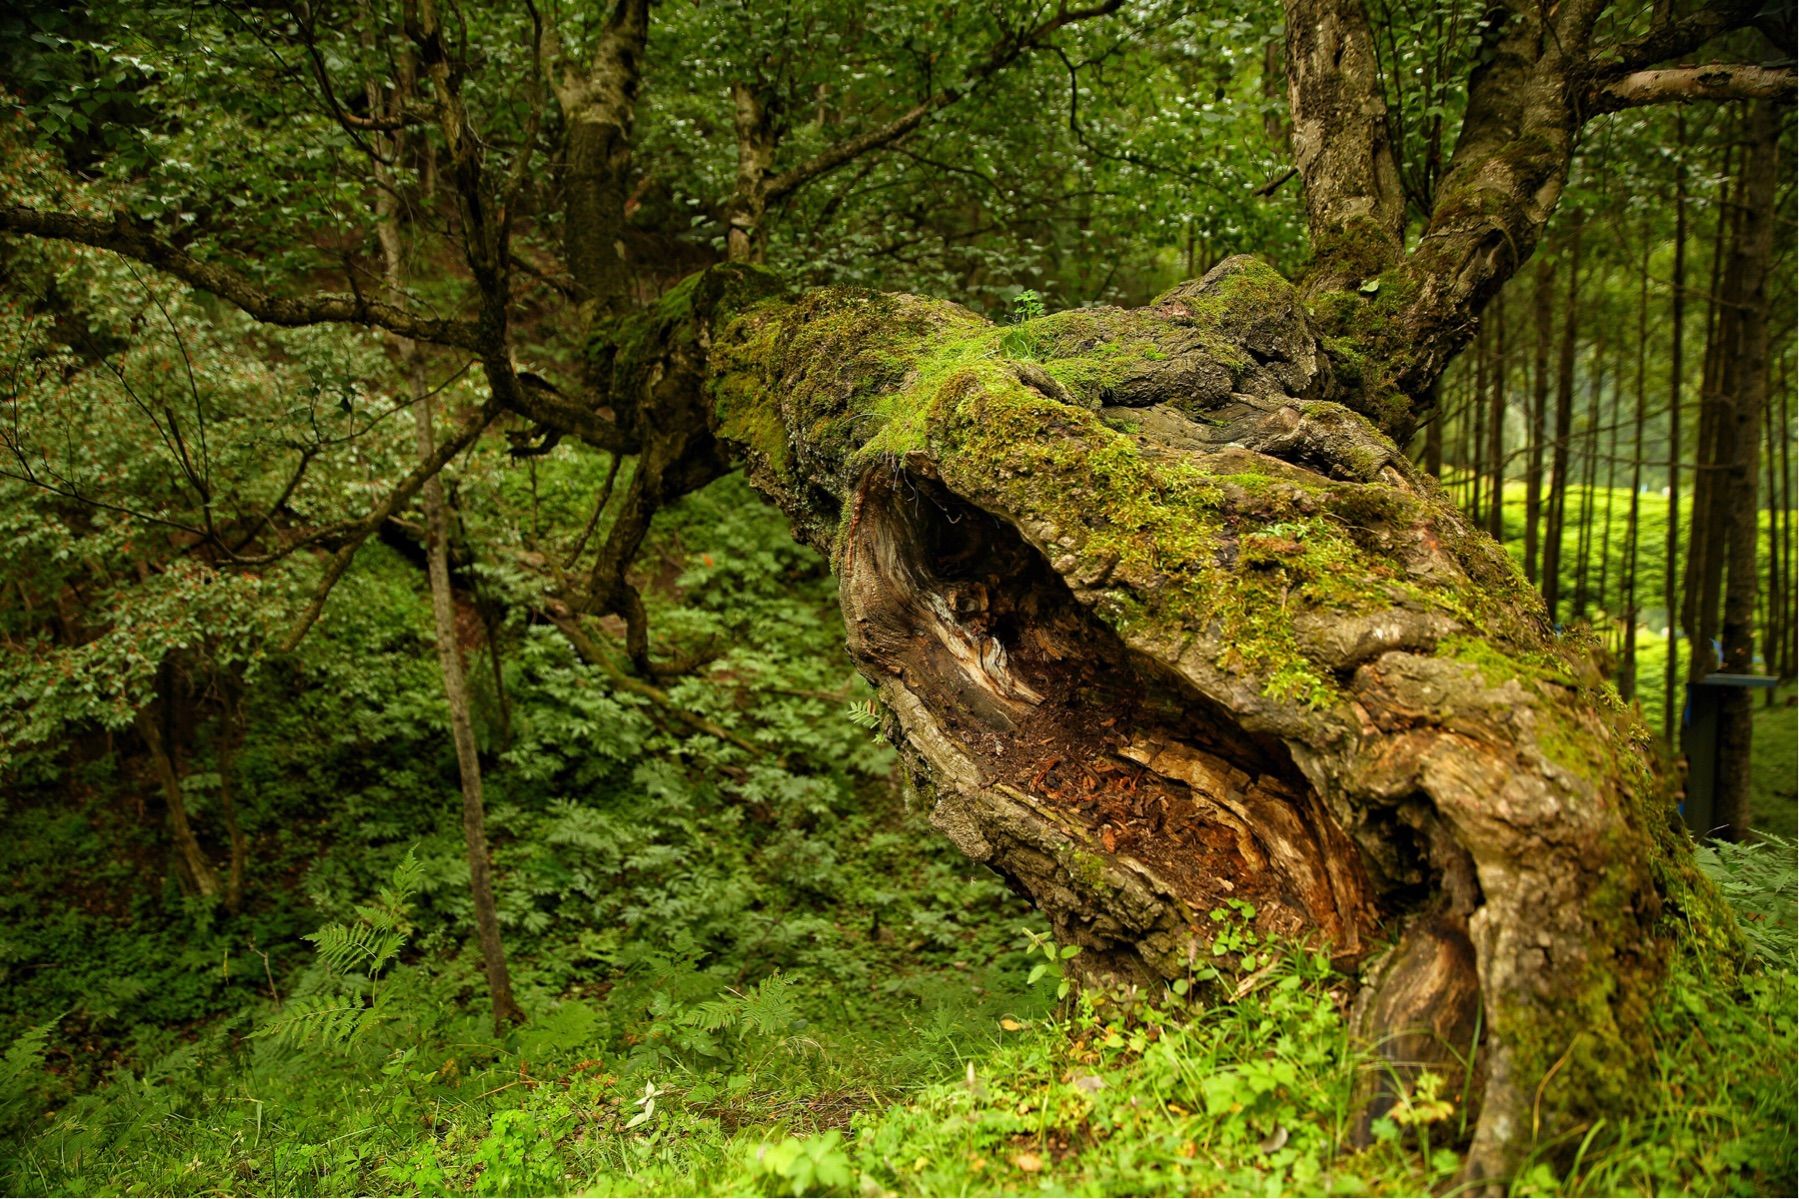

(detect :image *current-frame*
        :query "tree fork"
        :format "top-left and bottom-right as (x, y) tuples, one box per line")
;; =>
(596, 258), (1737, 1186)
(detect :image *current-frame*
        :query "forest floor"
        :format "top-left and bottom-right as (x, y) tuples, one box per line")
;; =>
(1, 472), (1794, 1197)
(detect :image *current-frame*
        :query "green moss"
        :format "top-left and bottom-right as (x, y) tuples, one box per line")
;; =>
(1060, 844), (1117, 896)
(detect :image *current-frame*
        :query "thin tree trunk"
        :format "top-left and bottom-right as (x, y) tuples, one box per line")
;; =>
(214, 675), (249, 914)
(1597, 339), (1619, 626)
(1684, 145), (1740, 688)
(1620, 241), (1650, 704)
(1544, 216), (1582, 624)
(1759, 368), (1777, 670)
(484, 608), (514, 751)
(1663, 123), (1688, 745)
(1471, 325), (1488, 522)
(1525, 258), (1552, 585)
(1777, 355), (1796, 680)
(1573, 336), (1604, 620)
(1714, 101), (1781, 841)
(134, 701), (220, 900)
(1424, 377), (1444, 477)
(370, 47), (524, 1030)
(414, 391), (526, 1028)
(1485, 291), (1507, 540)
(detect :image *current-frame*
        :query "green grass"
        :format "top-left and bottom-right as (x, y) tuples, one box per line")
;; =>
(6, 852), (1791, 1198)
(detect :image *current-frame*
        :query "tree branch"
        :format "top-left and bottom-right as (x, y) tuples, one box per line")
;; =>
(1590, 0), (1765, 77)
(1584, 62), (1797, 116)
(277, 395), (502, 653)
(0, 205), (482, 351)
(545, 608), (763, 756)
(764, 0), (1127, 205)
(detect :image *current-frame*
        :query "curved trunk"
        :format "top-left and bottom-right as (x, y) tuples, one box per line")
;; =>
(610, 260), (1735, 1186)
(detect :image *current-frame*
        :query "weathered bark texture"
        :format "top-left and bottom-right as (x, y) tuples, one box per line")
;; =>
(601, 260), (1736, 1186)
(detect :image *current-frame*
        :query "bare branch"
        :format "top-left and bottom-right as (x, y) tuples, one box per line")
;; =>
(0, 205), (483, 351)
(1584, 62), (1797, 116)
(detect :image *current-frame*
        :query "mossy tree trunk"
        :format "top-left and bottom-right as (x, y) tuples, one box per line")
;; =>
(603, 258), (1737, 1187)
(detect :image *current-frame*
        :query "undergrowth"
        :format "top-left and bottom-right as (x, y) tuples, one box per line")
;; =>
(1, 470), (1794, 1197)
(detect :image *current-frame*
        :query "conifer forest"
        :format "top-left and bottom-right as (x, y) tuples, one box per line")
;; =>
(1, 1), (1796, 1195)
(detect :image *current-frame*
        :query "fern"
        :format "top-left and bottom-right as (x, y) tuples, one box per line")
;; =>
(1695, 834), (1798, 967)
(0, 1018), (56, 1134)
(683, 973), (801, 1040)
(259, 993), (371, 1048)
(258, 850), (422, 1049)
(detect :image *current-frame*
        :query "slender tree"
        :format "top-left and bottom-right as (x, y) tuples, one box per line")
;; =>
(1525, 257), (1552, 584)
(1663, 118), (1689, 744)
(370, 30), (523, 1030)
(1620, 239), (1651, 704)
(1712, 102), (1782, 840)
(1485, 291), (1507, 539)
(1544, 213), (1583, 624)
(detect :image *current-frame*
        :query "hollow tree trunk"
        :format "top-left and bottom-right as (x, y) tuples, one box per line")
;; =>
(618, 259), (1735, 1187)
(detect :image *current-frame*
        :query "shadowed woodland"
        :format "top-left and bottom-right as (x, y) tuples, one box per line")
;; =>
(1, 0), (1796, 1194)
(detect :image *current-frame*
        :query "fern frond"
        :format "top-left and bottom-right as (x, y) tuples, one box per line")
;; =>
(257, 993), (371, 1048)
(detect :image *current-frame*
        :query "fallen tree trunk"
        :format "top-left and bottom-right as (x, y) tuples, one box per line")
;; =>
(604, 260), (1735, 1186)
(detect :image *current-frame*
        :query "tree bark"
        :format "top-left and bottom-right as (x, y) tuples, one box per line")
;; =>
(616, 258), (1738, 1188)
(1596, 338), (1619, 627)
(1620, 243), (1650, 705)
(1573, 336), (1604, 620)
(1683, 147), (1741, 692)
(1470, 325), (1488, 524)
(1712, 102), (1782, 841)
(371, 44), (525, 1030)
(214, 677), (249, 914)
(555, 0), (651, 314)
(134, 695), (220, 901)
(726, 83), (780, 264)
(415, 395), (527, 1030)
(1284, 0), (1405, 290)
